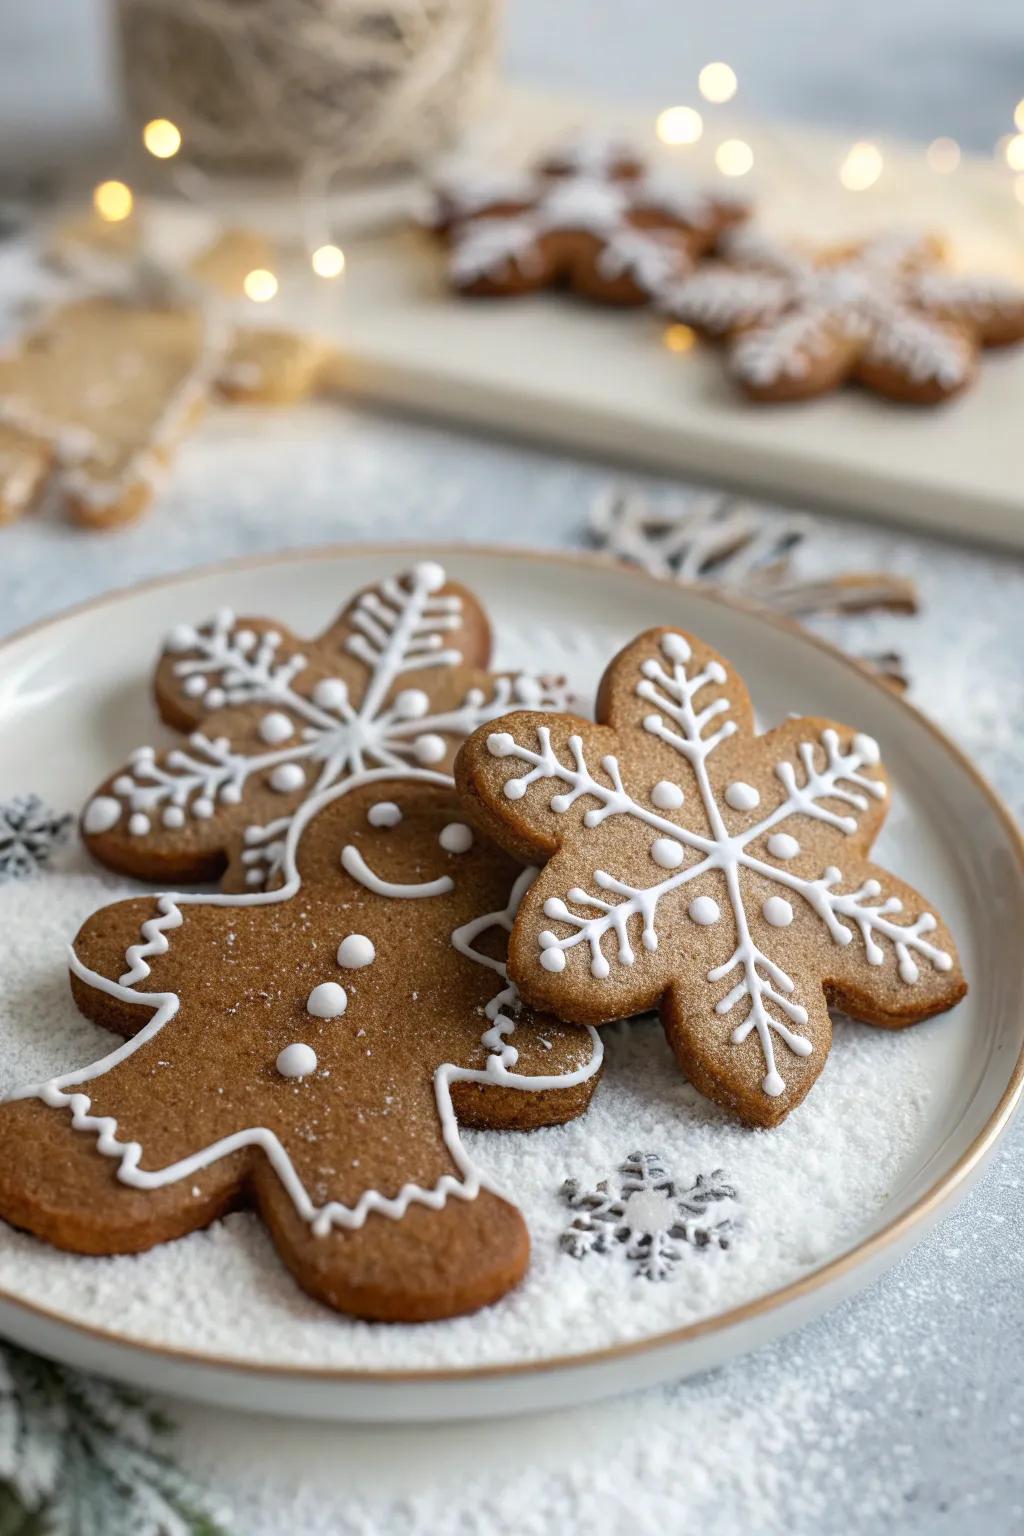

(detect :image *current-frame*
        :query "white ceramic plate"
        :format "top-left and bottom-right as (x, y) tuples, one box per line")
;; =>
(0, 544), (1021, 1422)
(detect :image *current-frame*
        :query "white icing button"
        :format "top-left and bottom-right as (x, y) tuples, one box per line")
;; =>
(393, 687), (429, 719)
(725, 781), (760, 812)
(651, 780), (684, 811)
(540, 947), (567, 973)
(413, 560), (446, 593)
(165, 623), (195, 654)
(162, 806), (186, 830)
(367, 801), (402, 828)
(439, 822), (474, 854)
(688, 896), (720, 926)
(83, 796), (121, 834)
(192, 797), (214, 818)
(259, 711), (294, 745)
(337, 934), (375, 969)
(127, 812), (150, 837)
(651, 837), (685, 869)
(853, 732), (881, 766)
(270, 763), (306, 793)
(767, 833), (800, 860)
(413, 733), (447, 765)
(277, 1042), (317, 1079)
(204, 688), (226, 710)
(312, 678), (348, 711)
(661, 633), (692, 663)
(307, 982), (348, 1019)
(183, 676), (206, 698)
(762, 896), (794, 928)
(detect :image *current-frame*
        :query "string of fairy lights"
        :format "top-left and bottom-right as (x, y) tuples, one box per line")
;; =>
(88, 69), (1024, 305)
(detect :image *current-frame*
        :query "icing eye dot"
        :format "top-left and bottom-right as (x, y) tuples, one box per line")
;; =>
(688, 895), (720, 926)
(661, 633), (692, 663)
(166, 623), (196, 654)
(307, 982), (348, 1018)
(853, 732), (881, 766)
(651, 780), (684, 811)
(651, 836), (685, 869)
(367, 801), (402, 828)
(162, 806), (186, 830)
(767, 832), (800, 860)
(270, 763), (306, 794)
(762, 896), (794, 928)
(259, 711), (294, 745)
(312, 678), (348, 711)
(487, 732), (516, 757)
(540, 946), (567, 973)
(338, 934), (375, 969)
(413, 733), (446, 765)
(83, 796), (121, 834)
(393, 688), (429, 719)
(127, 812), (150, 837)
(277, 1042), (317, 1078)
(439, 822), (474, 854)
(725, 781), (760, 812)
(413, 560), (446, 593)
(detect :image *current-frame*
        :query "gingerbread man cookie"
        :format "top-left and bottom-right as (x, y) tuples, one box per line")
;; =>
(432, 132), (748, 306)
(660, 229), (1024, 403)
(456, 627), (965, 1127)
(82, 561), (567, 889)
(0, 776), (602, 1321)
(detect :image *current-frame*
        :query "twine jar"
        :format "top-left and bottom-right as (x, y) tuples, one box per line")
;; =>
(116, 0), (501, 178)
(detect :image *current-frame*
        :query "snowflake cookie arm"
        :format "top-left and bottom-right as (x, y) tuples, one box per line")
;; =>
(909, 269), (1024, 348)
(660, 262), (794, 335)
(729, 311), (861, 400)
(853, 309), (976, 404)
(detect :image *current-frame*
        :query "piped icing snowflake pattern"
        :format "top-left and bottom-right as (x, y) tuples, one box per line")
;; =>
(432, 132), (748, 305)
(81, 561), (568, 890)
(1, 777), (602, 1322)
(456, 626), (966, 1126)
(0, 795), (72, 882)
(660, 229), (1024, 402)
(561, 1151), (736, 1280)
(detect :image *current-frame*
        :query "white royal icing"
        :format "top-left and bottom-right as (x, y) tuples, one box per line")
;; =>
(337, 934), (375, 969)
(767, 832), (800, 860)
(486, 633), (953, 1098)
(340, 844), (454, 900)
(651, 780), (684, 811)
(306, 982), (348, 1019)
(439, 822), (474, 854)
(276, 1042), (317, 1079)
(367, 801), (402, 828)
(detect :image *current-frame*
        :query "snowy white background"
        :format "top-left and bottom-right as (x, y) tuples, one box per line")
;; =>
(1, 2), (1024, 1532)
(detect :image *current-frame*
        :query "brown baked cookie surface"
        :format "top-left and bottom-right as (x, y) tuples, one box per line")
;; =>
(81, 560), (566, 890)
(661, 229), (1024, 404)
(456, 627), (966, 1129)
(431, 131), (748, 306)
(0, 779), (602, 1323)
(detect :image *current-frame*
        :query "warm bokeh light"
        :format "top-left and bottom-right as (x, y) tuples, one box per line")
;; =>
(311, 244), (346, 278)
(656, 105), (704, 146)
(715, 138), (753, 177)
(663, 323), (696, 353)
(1015, 100), (1024, 132)
(1006, 134), (1024, 172)
(926, 137), (960, 174)
(143, 118), (182, 159)
(243, 268), (278, 302)
(92, 180), (133, 222)
(839, 141), (883, 190)
(698, 63), (738, 104)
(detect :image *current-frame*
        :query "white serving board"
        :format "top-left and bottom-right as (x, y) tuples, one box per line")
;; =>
(216, 86), (1021, 550)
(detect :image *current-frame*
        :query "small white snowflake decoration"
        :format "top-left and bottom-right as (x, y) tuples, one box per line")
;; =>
(0, 795), (71, 882)
(561, 1151), (737, 1280)
(457, 624), (966, 1126)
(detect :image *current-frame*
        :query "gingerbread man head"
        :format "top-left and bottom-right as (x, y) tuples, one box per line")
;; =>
(0, 774), (601, 1322)
(456, 627), (966, 1127)
(81, 561), (566, 890)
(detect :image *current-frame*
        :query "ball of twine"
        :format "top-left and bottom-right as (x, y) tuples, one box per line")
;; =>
(116, 0), (500, 178)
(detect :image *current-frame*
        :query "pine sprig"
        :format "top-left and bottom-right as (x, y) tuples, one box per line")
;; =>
(0, 1345), (232, 1536)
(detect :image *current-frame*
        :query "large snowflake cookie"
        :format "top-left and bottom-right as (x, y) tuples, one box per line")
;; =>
(82, 560), (566, 889)
(660, 229), (1024, 403)
(456, 626), (966, 1127)
(431, 131), (748, 306)
(0, 777), (602, 1321)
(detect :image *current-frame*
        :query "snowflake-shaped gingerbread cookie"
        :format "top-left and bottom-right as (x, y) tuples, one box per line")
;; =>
(660, 229), (1024, 403)
(456, 626), (966, 1127)
(82, 560), (567, 889)
(0, 776), (602, 1322)
(432, 132), (748, 306)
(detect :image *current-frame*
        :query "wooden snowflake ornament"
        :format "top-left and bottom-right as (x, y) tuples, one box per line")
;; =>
(661, 229), (1024, 403)
(0, 778), (601, 1322)
(456, 627), (966, 1127)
